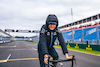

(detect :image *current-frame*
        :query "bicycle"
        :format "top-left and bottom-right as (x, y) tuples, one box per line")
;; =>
(46, 55), (77, 67)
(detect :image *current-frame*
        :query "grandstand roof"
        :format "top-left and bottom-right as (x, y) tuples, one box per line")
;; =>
(59, 14), (100, 29)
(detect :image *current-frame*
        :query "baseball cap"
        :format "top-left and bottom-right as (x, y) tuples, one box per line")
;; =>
(48, 22), (57, 25)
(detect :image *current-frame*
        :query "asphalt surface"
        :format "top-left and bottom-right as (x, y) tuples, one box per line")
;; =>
(0, 41), (100, 67)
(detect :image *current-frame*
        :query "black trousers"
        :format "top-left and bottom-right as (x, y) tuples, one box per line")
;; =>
(38, 47), (59, 67)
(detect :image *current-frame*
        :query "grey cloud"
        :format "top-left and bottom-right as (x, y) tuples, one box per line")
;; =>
(0, 0), (100, 37)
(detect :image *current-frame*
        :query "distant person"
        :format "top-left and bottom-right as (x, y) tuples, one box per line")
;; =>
(38, 14), (72, 67)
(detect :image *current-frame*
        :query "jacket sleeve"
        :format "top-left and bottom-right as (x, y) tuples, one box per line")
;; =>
(57, 28), (68, 55)
(39, 25), (49, 56)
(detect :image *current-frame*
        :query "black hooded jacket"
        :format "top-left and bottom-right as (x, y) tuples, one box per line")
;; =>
(38, 14), (68, 56)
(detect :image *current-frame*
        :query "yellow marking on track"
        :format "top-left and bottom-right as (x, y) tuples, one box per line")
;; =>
(0, 60), (4, 61)
(8, 58), (39, 61)
(0, 57), (53, 62)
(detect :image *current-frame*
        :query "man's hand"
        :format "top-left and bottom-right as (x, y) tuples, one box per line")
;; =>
(44, 57), (48, 65)
(65, 53), (75, 62)
(65, 53), (73, 60)
(44, 54), (48, 65)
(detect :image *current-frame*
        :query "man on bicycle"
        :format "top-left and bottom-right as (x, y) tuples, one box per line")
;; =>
(38, 14), (72, 67)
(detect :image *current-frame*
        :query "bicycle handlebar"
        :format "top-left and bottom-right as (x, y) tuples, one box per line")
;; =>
(49, 59), (73, 63)
(48, 55), (76, 67)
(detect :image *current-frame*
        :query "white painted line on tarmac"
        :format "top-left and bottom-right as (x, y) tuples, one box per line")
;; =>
(59, 62), (68, 67)
(32, 48), (37, 50)
(6, 54), (11, 61)
(59, 62), (63, 66)
(0, 54), (11, 63)
(0, 45), (16, 48)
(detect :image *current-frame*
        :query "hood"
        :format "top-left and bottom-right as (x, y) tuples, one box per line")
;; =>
(46, 14), (58, 26)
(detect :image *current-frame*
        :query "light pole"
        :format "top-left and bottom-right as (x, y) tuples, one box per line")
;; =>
(96, 22), (99, 45)
(71, 8), (74, 43)
(82, 25), (84, 44)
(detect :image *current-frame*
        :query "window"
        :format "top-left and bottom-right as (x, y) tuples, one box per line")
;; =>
(99, 14), (100, 19)
(83, 19), (86, 23)
(93, 16), (97, 20)
(87, 17), (91, 22)
(79, 20), (82, 24)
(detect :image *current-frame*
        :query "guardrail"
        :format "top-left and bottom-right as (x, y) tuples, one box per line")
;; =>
(0, 40), (11, 44)
(66, 43), (100, 51)
(65, 39), (100, 45)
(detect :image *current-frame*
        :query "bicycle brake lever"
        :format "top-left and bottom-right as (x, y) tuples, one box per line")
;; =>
(72, 55), (77, 65)
(75, 59), (77, 65)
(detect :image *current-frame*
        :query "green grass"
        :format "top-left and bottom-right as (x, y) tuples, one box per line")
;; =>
(25, 40), (38, 44)
(54, 45), (100, 55)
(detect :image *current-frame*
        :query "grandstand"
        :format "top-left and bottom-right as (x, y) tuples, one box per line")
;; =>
(59, 14), (100, 45)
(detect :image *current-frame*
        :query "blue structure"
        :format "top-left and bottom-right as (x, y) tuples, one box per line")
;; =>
(16, 38), (24, 40)
(62, 25), (100, 43)
(59, 14), (100, 44)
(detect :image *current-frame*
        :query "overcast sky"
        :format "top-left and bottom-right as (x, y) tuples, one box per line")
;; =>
(0, 0), (100, 37)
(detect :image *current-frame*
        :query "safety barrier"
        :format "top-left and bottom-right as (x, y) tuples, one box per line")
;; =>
(0, 40), (11, 44)
(66, 43), (100, 51)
